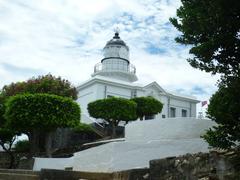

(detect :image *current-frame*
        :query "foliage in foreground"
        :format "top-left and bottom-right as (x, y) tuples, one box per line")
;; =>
(0, 74), (79, 157)
(73, 123), (94, 133)
(4, 93), (80, 156)
(0, 95), (17, 168)
(170, 0), (240, 150)
(14, 140), (30, 152)
(170, 0), (240, 78)
(202, 77), (240, 149)
(1, 74), (78, 100)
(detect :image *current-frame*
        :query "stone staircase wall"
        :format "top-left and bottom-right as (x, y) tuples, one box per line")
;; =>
(1, 150), (240, 180)
(0, 169), (40, 180)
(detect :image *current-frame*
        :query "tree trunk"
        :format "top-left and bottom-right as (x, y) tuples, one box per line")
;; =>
(112, 122), (117, 138)
(0, 136), (16, 169)
(45, 131), (53, 157)
(1, 145), (15, 169)
(7, 150), (15, 169)
(29, 130), (40, 156)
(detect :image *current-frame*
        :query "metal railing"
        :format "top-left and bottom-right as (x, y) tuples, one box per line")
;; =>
(94, 62), (136, 74)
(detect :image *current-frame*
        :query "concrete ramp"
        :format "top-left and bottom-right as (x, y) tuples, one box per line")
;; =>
(33, 118), (215, 172)
(125, 118), (214, 141)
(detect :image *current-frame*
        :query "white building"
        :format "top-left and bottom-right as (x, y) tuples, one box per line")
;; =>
(77, 31), (199, 124)
(33, 33), (212, 172)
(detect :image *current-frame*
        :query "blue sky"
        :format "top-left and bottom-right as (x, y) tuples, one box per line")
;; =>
(0, 0), (219, 115)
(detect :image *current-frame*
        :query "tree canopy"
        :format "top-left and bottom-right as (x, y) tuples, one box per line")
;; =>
(4, 93), (80, 156)
(0, 95), (5, 124)
(88, 97), (137, 137)
(170, 0), (240, 150)
(5, 93), (80, 131)
(1, 74), (78, 100)
(131, 96), (163, 120)
(202, 77), (240, 149)
(170, 0), (240, 77)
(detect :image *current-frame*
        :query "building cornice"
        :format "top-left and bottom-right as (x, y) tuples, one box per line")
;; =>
(77, 77), (200, 103)
(77, 77), (143, 91)
(166, 93), (200, 103)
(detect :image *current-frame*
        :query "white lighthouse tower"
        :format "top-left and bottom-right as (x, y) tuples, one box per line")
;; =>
(77, 31), (199, 124)
(92, 30), (137, 82)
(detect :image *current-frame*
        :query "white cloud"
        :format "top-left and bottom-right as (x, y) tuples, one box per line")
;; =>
(0, 0), (219, 115)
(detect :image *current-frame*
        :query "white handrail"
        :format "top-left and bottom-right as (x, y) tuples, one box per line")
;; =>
(81, 114), (104, 128)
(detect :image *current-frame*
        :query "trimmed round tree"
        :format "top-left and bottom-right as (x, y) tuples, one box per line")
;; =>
(87, 97), (137, 138)
(4, 93), (80, 156)
(131, 97), (163, 120)
(1, 74), (78, 155)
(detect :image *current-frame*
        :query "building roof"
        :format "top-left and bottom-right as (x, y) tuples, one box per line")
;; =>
(77, 75), (200, 103)
(104, 32), (129, 50)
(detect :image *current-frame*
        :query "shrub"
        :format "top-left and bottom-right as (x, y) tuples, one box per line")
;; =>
(131, 96), (163, 120)
(14, 140), (30, 152)
(88, 97), (137, 137)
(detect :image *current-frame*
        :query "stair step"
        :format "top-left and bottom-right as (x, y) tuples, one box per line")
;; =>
(0, 169), (39, 175)
(0, 172), (39, 180)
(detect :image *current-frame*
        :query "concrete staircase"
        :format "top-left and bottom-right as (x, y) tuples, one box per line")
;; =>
(82, 114), (107, 138)
(91, 122), (106, 137)
(0, 169), (40, 180)
(0, 168), (116, 180)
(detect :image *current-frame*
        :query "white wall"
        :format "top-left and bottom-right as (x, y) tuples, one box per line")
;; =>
(77, 80), (198, 124)
(190, 103), (197, 117)
(106, 85), (132, 98)
(125, 118), (215, 141)
(169, 98), (191, 118)
(33, 118), (215, 172)
(33, 157), (73, 171)
(78, 82), (135, 124)
(142, 85), (198, 118)
(77, 84), (99, 117)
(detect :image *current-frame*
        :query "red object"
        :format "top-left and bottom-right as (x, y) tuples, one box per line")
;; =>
(201, 101), (208, 107)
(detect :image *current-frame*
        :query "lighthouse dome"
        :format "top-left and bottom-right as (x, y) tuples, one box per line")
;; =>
(92, 31), (137, 82)
(103, 32), (129, 61)
(105, 32), (129, 49)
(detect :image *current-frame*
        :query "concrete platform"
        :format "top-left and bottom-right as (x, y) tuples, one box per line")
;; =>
(33, 118), (215, 172)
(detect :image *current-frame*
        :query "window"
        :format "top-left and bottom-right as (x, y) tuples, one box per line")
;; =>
(131, 90), (137, 98)
(145, 114), (155, 120)
(162, 114), (166, 118)
(182, 109), (187, 117)
(170, 107), (176, 118)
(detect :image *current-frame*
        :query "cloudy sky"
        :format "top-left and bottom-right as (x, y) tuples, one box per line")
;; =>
(0, 0), (219, 115)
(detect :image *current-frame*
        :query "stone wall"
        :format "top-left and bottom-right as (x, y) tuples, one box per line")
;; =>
(51, 128), (100, 151)
(1, 150), (240, 179)
(0, 152), (11, 168)
(35, 152), (240, 180)
(149, 150), (240, 180)
(0, 152), (33, 169)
